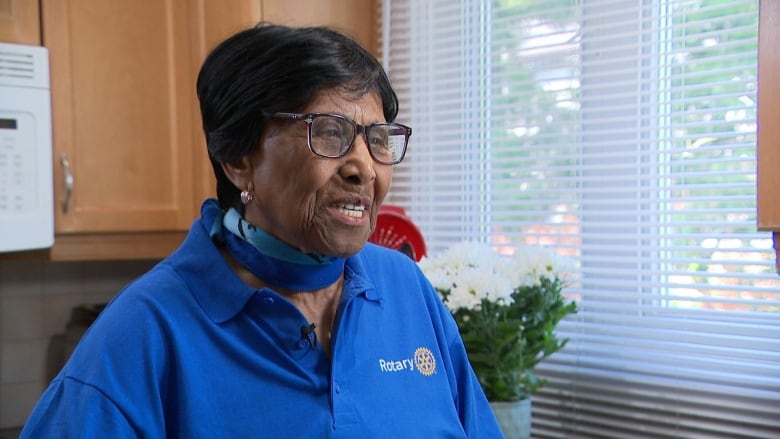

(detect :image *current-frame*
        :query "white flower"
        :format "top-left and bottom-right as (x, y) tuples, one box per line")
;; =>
(510, 243), (576, 286)
(418, 240), (573, 312)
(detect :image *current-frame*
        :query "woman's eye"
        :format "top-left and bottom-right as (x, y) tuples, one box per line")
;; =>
(314, 123), (344, 139)
(370, 135), (388, 147)
(368, 128), (389, 147)
(322, 128), (342, 138)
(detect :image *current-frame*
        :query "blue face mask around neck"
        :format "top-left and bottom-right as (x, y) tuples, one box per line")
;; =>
(211, 207), (346, 291)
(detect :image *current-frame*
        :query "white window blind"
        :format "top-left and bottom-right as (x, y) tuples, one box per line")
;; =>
(380, 1), (780, 437)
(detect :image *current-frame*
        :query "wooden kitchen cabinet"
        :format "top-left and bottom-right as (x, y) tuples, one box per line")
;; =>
(0, 0), (39, 45)
(41, 0), (262, 260)
(260, 0), (376, 52)
(2, 0), (374, 261)
(758, 0), (780, 273)
(44, 0), (202, 234)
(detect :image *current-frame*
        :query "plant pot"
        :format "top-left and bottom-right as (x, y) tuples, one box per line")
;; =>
(490, 398), (531, 439)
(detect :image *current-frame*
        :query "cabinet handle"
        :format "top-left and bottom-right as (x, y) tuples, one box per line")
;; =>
(60, 153), (74, 214)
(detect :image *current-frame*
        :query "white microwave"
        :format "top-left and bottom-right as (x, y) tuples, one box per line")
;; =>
(0, 42), (53, 253)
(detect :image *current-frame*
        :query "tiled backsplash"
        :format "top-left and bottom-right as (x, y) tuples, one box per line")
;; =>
(0, 258), (158, 429)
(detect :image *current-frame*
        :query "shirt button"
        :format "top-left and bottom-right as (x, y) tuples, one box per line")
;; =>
(298, 340), (308, 349)
(334, 383), (341, 393)
(263, 297), (274, 304)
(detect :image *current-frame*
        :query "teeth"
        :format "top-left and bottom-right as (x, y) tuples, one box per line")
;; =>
(339, 203), (365, 218)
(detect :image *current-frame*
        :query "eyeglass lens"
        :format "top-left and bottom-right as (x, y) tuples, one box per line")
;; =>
(309, 115), (407, 164)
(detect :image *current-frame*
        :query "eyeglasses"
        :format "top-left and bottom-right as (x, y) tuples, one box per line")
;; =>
(270, 112), (411, 165)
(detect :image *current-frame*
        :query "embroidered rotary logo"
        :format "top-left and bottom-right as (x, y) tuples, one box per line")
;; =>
(414, 347), (437, 376)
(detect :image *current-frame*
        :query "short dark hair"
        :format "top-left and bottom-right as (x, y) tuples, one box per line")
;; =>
(196, 23), (400, 213)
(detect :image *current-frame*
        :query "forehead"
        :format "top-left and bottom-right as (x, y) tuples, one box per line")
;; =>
(302, 88), (384, 122)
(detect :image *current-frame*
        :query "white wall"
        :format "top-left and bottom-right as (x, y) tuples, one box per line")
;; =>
(0, 259), (157, 428)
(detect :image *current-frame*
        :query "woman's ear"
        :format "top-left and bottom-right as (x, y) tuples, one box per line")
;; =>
(221, 155), (254, 190)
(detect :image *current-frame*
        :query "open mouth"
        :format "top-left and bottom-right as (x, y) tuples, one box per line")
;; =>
(338, 203), (365, 218)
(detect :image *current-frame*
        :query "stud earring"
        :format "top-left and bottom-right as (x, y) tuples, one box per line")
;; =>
(240, 190), (254, 205)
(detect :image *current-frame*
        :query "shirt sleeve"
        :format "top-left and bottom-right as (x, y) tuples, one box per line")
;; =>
(438, 307), (504, 438)
(417, 265), (504, 438)
(20, 377), (142, 439)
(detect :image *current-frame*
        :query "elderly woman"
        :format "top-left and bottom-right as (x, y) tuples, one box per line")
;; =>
(21, 24), (502, 438)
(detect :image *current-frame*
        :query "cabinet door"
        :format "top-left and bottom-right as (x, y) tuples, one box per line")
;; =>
(43, 0), (199, 233)
(260, 0), (376, 53)
(34, 0), (371, 259)
(0, 0), (39, 45)
(188, 1), (262, 206)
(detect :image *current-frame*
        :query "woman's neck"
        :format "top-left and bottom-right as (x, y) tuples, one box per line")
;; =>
(219, 208), (347, 291)
(220, 246), (343, 357)
(277, 277), (344, 357)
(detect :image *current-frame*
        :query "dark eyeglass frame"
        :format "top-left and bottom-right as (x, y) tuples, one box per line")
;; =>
(269, 112), (412, 165)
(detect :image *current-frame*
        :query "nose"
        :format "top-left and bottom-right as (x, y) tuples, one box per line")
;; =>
(339, 133), (376, 184)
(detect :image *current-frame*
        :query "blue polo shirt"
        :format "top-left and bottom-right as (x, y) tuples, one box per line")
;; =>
(21, 201), (502, 438)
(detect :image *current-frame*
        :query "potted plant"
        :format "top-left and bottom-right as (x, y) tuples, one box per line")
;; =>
(418, 241), (577, 438)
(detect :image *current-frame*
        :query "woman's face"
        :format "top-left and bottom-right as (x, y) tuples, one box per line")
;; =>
(243, 89), (393, 257)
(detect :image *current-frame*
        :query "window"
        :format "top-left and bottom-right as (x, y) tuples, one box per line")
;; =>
(381, 0), (779, 437)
